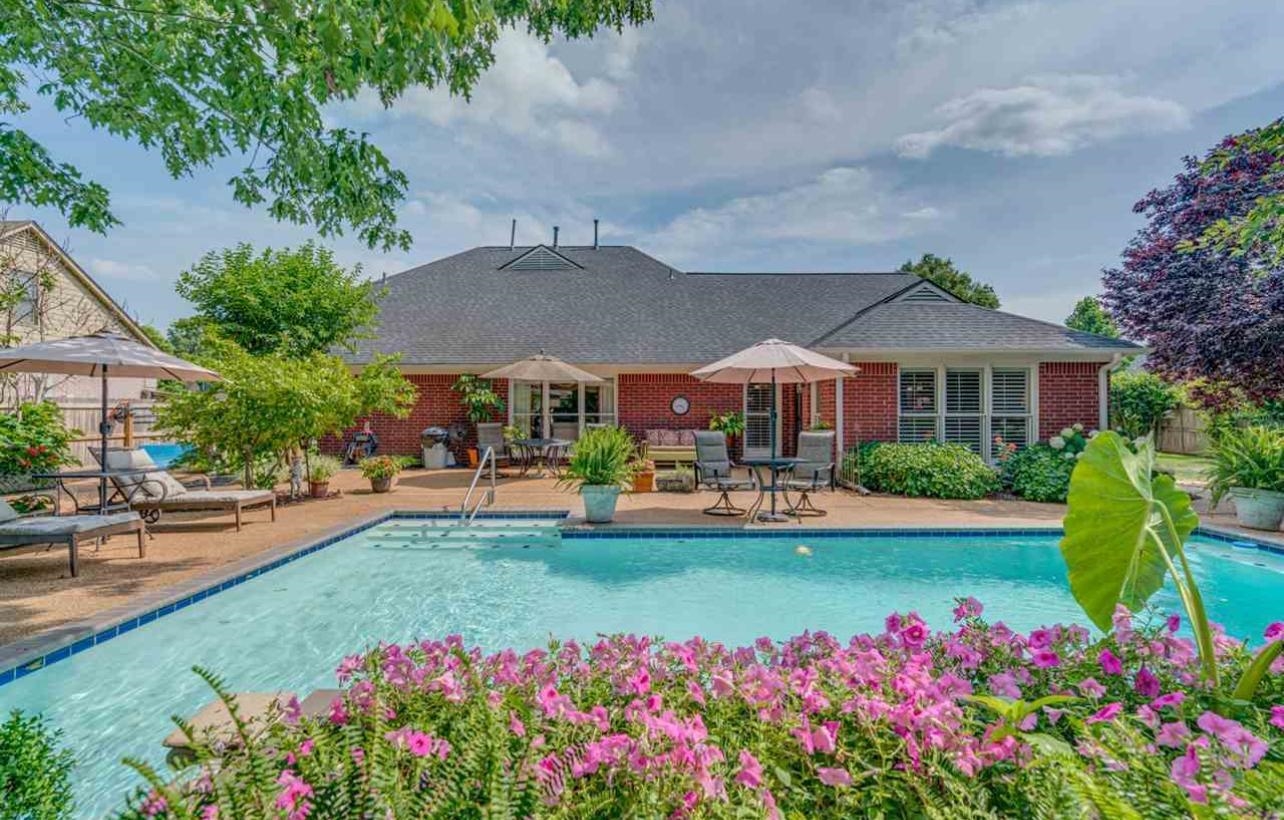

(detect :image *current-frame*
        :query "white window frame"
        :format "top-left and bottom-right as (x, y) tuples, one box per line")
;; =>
(897, 364), (1036, 463)
(508, 377), (616, 438)
(942, 367), (985, 455)
(898, 368), (940, 444)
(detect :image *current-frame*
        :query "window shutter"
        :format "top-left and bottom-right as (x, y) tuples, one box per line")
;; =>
(899, 370), (936, 414)
(990, 368), (1031, 456)
(945, 370), (982, 414)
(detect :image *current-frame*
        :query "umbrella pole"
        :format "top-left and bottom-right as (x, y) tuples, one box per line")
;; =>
(769, 370), (778, 517)
(99, 364), (109, 513)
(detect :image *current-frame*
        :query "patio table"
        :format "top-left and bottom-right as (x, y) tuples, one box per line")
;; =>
(31, 468), (162, 516)
(740, 457), (805, 523)
(511, 438), (572, 477)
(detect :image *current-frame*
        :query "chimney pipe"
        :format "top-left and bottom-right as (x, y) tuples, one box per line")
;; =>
(509, 218), (516, 250)
(593, 218), (600, 250)
(553, 226), (559, 247)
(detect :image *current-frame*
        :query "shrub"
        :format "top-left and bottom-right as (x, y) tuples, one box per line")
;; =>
(858, 442), (998, 499)
(119, 608), (1284, 818)
(359, 455), (403, 481)
(559, 426), (637, 490)
(306, 454), (341, 483)
(1000, 425), (1090, 503)
(1111, 371), (1179, 439)
(1206, 425), (1284, 507)
(0, 402), (78, 475)
(0, 710), (74, 820)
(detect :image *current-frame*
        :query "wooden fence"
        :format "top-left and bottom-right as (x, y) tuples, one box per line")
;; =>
(63, 401), (164, 464)
(1158, 406), (1207, 455)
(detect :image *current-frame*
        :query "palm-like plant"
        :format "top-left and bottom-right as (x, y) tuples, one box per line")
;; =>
(1205, 425), (1284, 507)
(559, 426), (637, 490)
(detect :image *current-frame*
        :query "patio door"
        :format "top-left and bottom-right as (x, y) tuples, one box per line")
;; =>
(743, 383), (780, 459)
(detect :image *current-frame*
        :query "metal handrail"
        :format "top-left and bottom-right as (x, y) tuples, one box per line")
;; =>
(459, 446), (497, 522)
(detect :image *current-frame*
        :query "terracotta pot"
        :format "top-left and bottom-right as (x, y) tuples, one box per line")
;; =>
(632, 471), (655, 493)
(309, 480), (330, 499)
(467, 448), (480, 468)
(370, 476), (393, 493)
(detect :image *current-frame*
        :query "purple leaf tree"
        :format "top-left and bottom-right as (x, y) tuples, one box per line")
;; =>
(1102, 134), (1284, 402)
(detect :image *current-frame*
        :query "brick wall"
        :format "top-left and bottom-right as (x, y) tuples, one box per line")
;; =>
(617, 373), (742, 438)
(841, 362), (898, 448)
(1038, 362), (1103, 440)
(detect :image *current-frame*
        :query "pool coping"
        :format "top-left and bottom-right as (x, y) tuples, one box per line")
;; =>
(1, 515), (1279, 688)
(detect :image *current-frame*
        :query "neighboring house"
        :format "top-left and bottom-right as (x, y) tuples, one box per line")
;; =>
(342, 244), (1141, 462)
(0, 220), (156, 442)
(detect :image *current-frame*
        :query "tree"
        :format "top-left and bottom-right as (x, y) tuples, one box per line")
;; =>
(1102, 138), (1284, 401)
(1064, 296), (1119, 338)
(898, 254), (1000, 308)
(1109, 371), (1178, 439)
(138, 324), (172, 353)
(153, 341), (415, 488)
(176, 242), (379, 357)
(1194, 118), (1284, 262)
(0, 1), (653, 249)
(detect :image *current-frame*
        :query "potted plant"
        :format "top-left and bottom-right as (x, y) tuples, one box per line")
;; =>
(1206, 425), (1284, 530)
(631, 455), (656, 493)
(360, 455), (403, 494)
(558, 426), (637, 523)
(709, 411), (745, 458)
(307, 455), (341, 498)
(452, 376), (506, 467)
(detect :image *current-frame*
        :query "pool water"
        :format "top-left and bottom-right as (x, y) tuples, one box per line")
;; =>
(139, 442), (191, 469)
(1, 520), (1281, 816)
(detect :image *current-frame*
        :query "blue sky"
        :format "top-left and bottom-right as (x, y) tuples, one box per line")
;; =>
(11, 0), (1284, 330)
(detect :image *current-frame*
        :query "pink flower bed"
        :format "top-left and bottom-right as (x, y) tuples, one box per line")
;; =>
(126, 601), (1284, 817)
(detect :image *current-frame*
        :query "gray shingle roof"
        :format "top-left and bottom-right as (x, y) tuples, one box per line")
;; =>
(344, 245), (1138, 365)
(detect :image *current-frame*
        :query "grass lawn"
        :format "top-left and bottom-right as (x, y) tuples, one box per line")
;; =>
(1158, 451), (1213, 485)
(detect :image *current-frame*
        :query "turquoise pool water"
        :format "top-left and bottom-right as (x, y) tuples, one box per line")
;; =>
(139, 442), (190, 469)
(1, 519), (1282, 816)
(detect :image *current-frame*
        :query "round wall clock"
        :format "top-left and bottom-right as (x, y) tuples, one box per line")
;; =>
(670, 396), (690, 416)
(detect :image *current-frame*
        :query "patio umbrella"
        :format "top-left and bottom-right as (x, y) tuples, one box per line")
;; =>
(482, 352), (602, 438)
(691, 339), (856, 520)
(0, 329), (221, 511)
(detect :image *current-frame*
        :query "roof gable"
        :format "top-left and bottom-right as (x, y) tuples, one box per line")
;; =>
(890, 280), (958, 303)
(499, 244), (582, 271)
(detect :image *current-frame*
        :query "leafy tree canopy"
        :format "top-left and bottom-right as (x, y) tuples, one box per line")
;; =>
(154, 340), (415, 487)
(175, 242), (379, 358)
(1102, 137), (1284, 401)
(0, 1), (653, 249)
(898, 253), (1000, 308)
(1193, 118), (1284, 262)
(1064, 296), (1119, 338)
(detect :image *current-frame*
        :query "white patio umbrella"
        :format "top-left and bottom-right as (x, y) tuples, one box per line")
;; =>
(481, 352), (602, 438)
(0, 330), (221, 511)
(691, 339), (857, 520)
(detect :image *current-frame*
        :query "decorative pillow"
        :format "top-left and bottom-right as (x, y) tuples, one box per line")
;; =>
(678, 430), (696, 446)
(660, 430), (681, 446)
(645, 430), (664, 446)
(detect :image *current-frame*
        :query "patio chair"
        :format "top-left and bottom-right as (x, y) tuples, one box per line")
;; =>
(475, 422), (510, 465)
(94, 448), (277, 531)
(784, 431), (836, 518)
(0, 498), (144, 577)
(694, 430), (757, 517)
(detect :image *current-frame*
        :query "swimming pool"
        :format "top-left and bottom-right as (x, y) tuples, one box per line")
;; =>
(139, 442), (191, 469)
(1, 517), (1281, 816)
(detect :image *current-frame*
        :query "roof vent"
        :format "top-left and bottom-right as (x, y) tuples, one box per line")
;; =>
(896, 282), (955, 303)
(501, 245), (582, 271)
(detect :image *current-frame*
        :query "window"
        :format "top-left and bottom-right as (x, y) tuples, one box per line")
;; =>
(990, 368), (1031, 456)
(11, 272), (38, 322)
(511, 379), (616, 438)
(943, 369), (984, 454)
(898, 369), (938, 442)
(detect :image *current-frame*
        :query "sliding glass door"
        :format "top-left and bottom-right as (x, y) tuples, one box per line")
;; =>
(510, 379), (615, 439)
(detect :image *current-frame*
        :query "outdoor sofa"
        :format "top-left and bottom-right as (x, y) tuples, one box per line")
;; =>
(643, 429), (699, 467)
(0, 497), (144, 577)
(96, 448), (277, 531)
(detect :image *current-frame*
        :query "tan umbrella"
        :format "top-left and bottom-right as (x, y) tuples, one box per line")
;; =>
(0, 329), (221, 510)
(692, 339), (856, 520)
(482, 353), (602, 439)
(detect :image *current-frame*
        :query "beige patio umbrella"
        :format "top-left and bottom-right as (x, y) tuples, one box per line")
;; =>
(482, 352), (602, 439)
(0, 329), (220, 511)
(692, 339), (856, 519)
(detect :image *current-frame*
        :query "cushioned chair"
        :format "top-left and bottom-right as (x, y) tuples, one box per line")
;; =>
(693, 430), (757, 517)
(784, 431), (836, 517)
(0, 498), (144, 577)
(475, 422), (510, 465)
(96, 448), (277, 531)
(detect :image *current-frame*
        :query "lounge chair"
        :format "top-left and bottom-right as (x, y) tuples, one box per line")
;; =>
(0, 498), (144, 577)
(694, 430), (757, 517)
(96, 448), (277, 531)
(784, 431), (836, 517)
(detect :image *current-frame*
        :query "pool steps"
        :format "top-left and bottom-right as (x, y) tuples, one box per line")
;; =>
(364, 519), (562, 549)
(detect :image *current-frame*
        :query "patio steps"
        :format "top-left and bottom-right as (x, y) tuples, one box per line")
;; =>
(364, 519), (562, 550)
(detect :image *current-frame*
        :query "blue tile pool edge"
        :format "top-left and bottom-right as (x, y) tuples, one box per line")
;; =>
(1, 517), (1277, 688)
(0, 509), (570, 688)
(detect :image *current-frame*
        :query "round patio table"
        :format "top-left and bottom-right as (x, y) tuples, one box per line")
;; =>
(740, 457), (804, 523)
(511, 438), (572, 477)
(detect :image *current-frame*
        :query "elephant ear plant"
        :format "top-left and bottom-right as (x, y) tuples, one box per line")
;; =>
(1060, 431), (1283, 698)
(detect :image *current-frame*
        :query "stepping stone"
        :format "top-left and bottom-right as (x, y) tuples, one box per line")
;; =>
(163, 691), (293, 752)
(299, 688), (343, 720)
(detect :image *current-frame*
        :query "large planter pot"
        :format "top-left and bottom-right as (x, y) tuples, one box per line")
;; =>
(581, 485), (622, 523)
(1229, 487), (1284, 531)
(370, 476), (394, 494)
(309, 480), (330, 499)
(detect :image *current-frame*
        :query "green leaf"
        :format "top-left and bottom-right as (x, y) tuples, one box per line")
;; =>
(1060, 432), (1198, 631)
(1232, 640), (1284, 701)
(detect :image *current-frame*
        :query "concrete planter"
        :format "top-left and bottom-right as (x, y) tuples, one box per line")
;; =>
(581, 485), (622, 523)
(370, 476), (394, 494)
(1229, 487), (1284, 531)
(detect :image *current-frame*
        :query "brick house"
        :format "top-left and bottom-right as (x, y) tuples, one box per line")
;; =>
(341, 244), (1139, 463)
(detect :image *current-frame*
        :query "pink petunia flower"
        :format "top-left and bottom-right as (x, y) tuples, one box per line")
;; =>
(817, 767), (853, 787)
(1151, 691), (1185, 711)
(1086, 703), (1123, 724)
(1166, 614), (1181, 633)
(1134, 667), (1161, 698)
(1031, 650), (1060, 669)
(1077, 677), (1106, 699)
(735, 750), (763, 789)
(1264, 622), (1284, 642)
(1156, 721), (1190, 748)
(1098, 649), (1123, 676)
(1272, 706), (1284, 730)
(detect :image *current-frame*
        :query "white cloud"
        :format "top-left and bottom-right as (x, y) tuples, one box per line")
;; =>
(645, 167), (942, 263)
(896, 75), (1190, 158)
(356, 29), (621, 157)
(90, 258), (158, 281)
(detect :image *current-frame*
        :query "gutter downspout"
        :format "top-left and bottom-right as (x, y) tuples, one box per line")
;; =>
(1098, 354), (1125, 432)
(836, 353), (848, 464)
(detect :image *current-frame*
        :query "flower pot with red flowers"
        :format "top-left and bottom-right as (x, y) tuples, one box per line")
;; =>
(360, 455), (403, 494)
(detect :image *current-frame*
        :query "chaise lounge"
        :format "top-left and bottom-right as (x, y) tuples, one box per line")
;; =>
(97, 448), (277, 531)
(0, 498), (144, 577)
